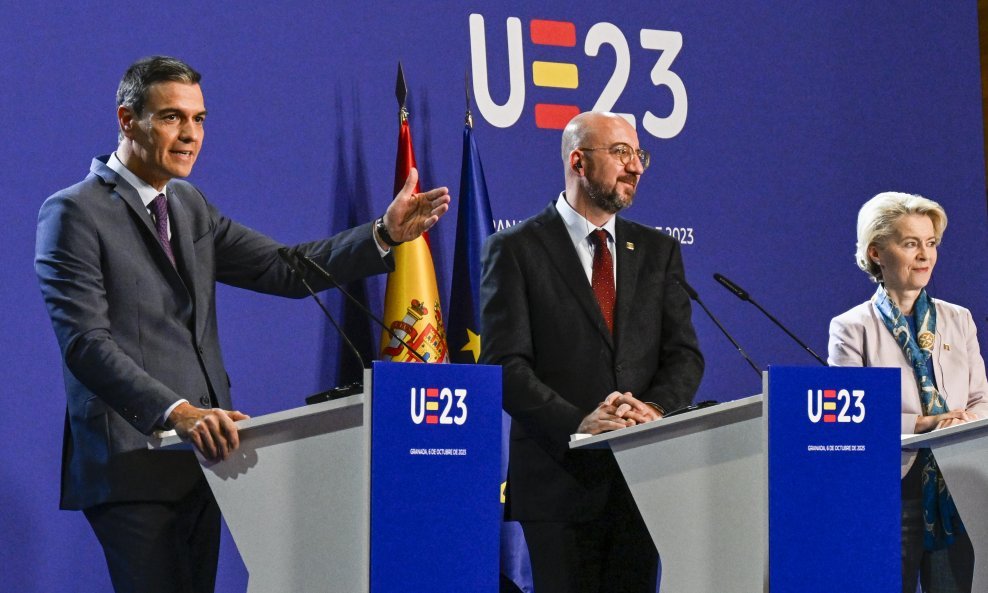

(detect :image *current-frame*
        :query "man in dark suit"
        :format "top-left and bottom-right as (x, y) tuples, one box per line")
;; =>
(480, 111), (703, 593)
(35, 56), (450, 593)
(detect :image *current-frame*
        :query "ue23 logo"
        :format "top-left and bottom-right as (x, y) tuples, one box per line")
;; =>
(469, 14), (687, 138)
(410, 387), (468, 426)
(807, 389), (866, 424)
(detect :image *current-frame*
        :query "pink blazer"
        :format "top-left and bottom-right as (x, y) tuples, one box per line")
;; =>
(828, 298), (988, 475)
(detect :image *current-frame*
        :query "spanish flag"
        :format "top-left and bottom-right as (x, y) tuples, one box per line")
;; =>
(379, 66), (448, 363)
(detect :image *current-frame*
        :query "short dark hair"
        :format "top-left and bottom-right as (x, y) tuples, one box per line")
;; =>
(116, 56), (201, 116)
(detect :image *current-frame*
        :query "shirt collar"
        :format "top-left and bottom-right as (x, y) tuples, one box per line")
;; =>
(555, 192), (616, 245)
(107, 152), (167, 208)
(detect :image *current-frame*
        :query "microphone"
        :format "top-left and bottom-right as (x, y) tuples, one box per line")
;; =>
(293, 252), (428, 363)
(713, 273), (750, 301)
(277, 247), (366, 371)
(713, 273), (828, 366)
(674, 277), (762, 377)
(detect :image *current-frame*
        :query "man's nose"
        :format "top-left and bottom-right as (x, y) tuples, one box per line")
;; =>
(627, 155), (644, 174)
(178, 119), (200, 142)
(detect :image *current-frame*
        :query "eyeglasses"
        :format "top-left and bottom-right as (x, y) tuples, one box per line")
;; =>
(578, 143), (650, 170)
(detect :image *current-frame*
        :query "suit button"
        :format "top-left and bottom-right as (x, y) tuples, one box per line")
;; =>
(199, 395), (211, 407)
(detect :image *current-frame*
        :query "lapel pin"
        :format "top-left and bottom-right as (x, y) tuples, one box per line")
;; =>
(626, 242), (635, 251)
(943, 343), (951, 351)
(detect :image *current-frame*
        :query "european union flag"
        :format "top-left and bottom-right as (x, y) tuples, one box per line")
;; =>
(447, 123), (494, 365)
(447, 120), (533, 593)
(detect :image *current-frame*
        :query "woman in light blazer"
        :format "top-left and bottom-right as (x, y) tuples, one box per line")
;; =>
(829, 192), (988, 593)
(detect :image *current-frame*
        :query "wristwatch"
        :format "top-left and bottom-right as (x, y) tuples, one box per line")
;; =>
(375, 217), (403, 247)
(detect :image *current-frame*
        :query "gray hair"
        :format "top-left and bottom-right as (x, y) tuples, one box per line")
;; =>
(116, 56), (200, 139)
(855, 191), (947, 282)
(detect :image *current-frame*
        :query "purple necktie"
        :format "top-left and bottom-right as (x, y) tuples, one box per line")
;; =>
(150, 194), (176, 267)
(590, 229), (615, 333)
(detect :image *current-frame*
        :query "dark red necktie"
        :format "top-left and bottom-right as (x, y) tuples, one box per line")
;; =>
(590, 229), (615, 333)
(150, 194), (176, 267)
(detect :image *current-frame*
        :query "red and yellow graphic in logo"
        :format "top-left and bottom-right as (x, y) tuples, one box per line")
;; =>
(807, 388), (866, 424)
(410, 386), (468, 426)
(469, 14), (688, 138)
(529, 19), (580, 129)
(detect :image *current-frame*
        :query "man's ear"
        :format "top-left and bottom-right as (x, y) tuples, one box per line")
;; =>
(569, 151), (584, 175)
(117, 105), (136, 139)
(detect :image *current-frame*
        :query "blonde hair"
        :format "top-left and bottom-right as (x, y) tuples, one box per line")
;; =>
(855, 191), (947, 282)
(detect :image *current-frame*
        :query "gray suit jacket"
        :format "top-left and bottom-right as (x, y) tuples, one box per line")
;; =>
(36, 156), (391, 509)
(828, 297), (988, 475)
(480, 202), (703, 521)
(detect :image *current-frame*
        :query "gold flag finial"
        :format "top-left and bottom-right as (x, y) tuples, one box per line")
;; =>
(465, 68), (473, 128)
(396, 62), (409, 123)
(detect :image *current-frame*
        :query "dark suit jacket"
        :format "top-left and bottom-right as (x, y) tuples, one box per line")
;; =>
(36, 156), (391, 510)
(480, 202), (703, 522)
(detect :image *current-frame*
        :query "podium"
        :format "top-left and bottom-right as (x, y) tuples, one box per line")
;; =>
(902, 416), (988, 590)
(572, 394), (765, 591)
(570, 366), (902, 593)
(152, 362), (501, 593)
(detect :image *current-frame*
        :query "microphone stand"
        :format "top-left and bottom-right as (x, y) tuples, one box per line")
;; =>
(293, 251), (428, 363)
(277, 248), (366, 371)
(676, 278), (762, 377)
(713, 273), (828, 366)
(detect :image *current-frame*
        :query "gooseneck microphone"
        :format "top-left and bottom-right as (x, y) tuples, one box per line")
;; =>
(292, 250), (428, 363)
(675, 277), (762, 377)
(278, 248), (366, 371)
(713, 273), (828, 366)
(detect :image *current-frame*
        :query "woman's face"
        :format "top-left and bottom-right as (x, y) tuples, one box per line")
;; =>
(868, 213), (938, 295)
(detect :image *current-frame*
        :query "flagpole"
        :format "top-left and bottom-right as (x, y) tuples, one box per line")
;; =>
(379, 62), (449, 363)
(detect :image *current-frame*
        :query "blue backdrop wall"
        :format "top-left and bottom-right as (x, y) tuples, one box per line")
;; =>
(2, 2), (986, 591)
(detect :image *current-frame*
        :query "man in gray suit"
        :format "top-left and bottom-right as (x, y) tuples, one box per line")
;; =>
(35, 56), (450, 593)
(480, 112), (703, 593)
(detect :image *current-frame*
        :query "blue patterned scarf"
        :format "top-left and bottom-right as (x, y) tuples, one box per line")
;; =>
(873, 285), (963, 550)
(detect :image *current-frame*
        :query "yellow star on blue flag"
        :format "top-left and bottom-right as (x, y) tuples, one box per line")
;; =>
(460, 328), (482, 363)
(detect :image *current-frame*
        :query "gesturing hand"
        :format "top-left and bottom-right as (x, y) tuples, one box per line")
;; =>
(381, 167), (451, 245)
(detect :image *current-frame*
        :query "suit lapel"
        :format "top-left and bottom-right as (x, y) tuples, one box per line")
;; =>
(94, 161), (185, 280)
(614, 218), (640, 347)
(166, 190), (205, 341)
(932, 303), (945, 392)
(532, 204), (614, 348)
(93, 159), (194, 308)
(101, 167), (161, 246)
